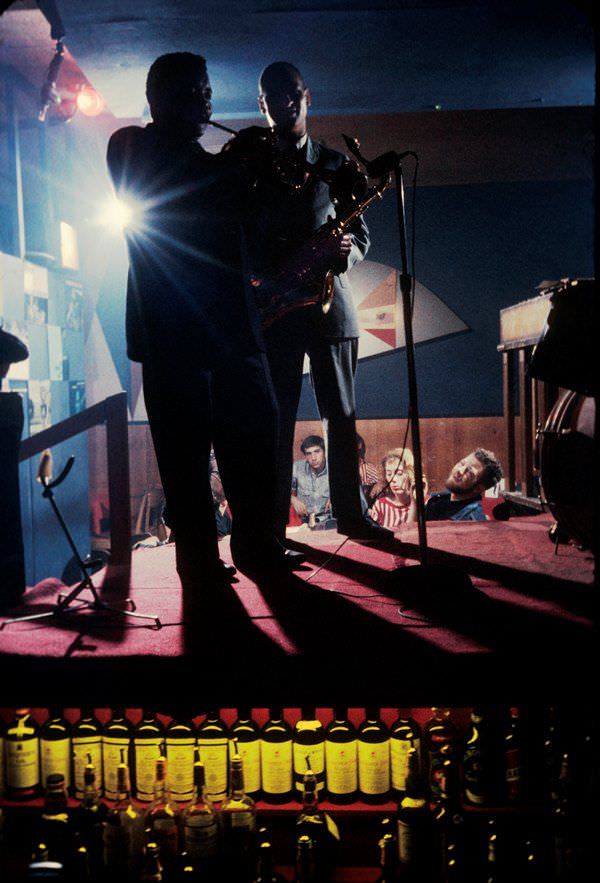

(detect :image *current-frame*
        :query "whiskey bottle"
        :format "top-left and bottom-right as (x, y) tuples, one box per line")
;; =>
(37, 773), (71, 865)
(296, 765), (339, 879)
(505, 707), (524, 803)
(5, 708), (40, 799)
(397, 747), (430, 880)
(231, 708), (261, 798)
(73, 755), (107, 879)
(26, 843), (63, 880)
(434, 746), (465, 882)
(146, 756), (180, 875)
(40, 708), (71, 792)
(181, 756), (219, 869)
(72, 709), (102, 800)
(375, 832), (400, 882)
(357, 708), (390, 804)
(196, 710), (229, 802)
(325, 707), (357, 804)
(294, 835), (316, 883)
(293, 708), (325, 797)
(140, 841), (163, 882)
(261, 708), (293, 804)
(134, 710), (165, 802)
(253, 840), (287, 883)
(390, 710), (421, 799)
(165, 716), (196, 803)
(221, 751), (257, 881)
(102, 709), (133, 801)
(423, 708), (457, 800)
(102, 756), (145, 877)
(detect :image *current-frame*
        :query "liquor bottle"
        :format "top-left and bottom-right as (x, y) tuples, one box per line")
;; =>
(196, 710), (229, 802)
(231, 708), (261, 798)
(146, 756), (180, 874)
(164, 716), (196, 803)
(296, 766), (339, 879)
(423, 708), (458, 800)
(181, 756), (219, 869)
(37, 773), (71, 865)
(71, 709), (102, 800)
(293, 708), (325, 797)
(357, 708), (390, 804)
(5, 708), (40, 799)
(325, 707), (357, 804)
(463, 707), (489, 806)
(390, 709), (421, 799)
(294, 835), (316, 883)
(102, 755), (145, 877)
(26, 843), (63, 880)
(221, 751), (257, 881)
(433, 746), (465, 882)
(397, 747), (431, 880)
(485, 823), (498, 883)
(140, 841), (163, 882)
(253, 840), (287, 883)
(40, 708), (71, 792)
(73, 754), (107, 879)
(134, 710), (165, 802)
(375, 832), (400, 882)
(505, 707), (524, 803)
(102, 709), (133, 801)
(261, 707), (293, 804)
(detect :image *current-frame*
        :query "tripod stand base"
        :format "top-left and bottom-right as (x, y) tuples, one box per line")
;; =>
(1, 579), (162, 629)
(386, 563), (485, 620)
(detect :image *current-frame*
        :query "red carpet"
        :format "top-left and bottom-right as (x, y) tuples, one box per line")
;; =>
(1, 515), (594, 706)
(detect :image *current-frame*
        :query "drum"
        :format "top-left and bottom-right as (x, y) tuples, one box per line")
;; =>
(539, 391), (595, 548)
(529, 278), (596, 395)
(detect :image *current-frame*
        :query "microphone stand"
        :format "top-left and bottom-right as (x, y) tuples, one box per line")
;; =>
(2, 453), (161, 629)
(343, 137), (476, 610)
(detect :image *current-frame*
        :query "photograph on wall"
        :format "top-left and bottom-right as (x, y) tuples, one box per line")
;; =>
(65, 283), (84, 332)
(48, 325), (64, 380)
(28, 379), (51, 433)
(69, 380), (86, 416)
(25, 293), (48, 325)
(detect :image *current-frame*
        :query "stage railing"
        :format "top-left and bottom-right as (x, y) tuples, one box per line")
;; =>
(19, 392), (131, 568)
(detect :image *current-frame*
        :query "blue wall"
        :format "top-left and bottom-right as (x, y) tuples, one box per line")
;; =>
(298, 179), (594, 420)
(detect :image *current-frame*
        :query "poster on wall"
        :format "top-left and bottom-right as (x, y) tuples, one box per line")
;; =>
(48, 326), (64, 380)
(28, 380), (51, 433)
(2, 320), (29, 380)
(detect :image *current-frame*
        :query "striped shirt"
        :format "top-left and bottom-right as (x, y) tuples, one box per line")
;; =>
(371, 496), (411, 530)
(359, 459), (379, 487)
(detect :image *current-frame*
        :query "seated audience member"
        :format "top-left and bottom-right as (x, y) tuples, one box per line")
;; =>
(425, 449), (503, 522)
(357, 433), (379, 504)
(291, 435), (331, 526)
(370, 448), (417, 529)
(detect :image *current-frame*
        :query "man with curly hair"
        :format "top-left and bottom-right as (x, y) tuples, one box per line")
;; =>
(425, 449), (503, 522)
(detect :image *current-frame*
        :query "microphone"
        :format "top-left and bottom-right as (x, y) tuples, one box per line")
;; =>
(342, 134), (413, 178)
(37, 449), (53, 485)
(39, 39), (65, 122)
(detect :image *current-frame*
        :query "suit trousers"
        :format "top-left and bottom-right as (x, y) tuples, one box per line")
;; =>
(264, 311), (363, 539)
(142, 352), (278, 570)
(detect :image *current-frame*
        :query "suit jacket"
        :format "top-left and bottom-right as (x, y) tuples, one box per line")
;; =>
(245, 136), (369, 339)
(106, 124), (264, 366)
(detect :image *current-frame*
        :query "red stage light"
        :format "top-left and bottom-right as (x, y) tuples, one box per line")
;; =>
(76, 85), (104, 116)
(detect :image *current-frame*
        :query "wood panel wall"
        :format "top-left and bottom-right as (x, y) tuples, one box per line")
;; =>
(88, 416), (507, 531)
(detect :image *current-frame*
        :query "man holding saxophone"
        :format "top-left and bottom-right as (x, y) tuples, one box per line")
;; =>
(243, 61), (391, 547)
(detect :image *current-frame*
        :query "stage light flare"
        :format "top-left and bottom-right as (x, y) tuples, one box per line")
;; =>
(76, 85), (104, 116)
(98, 195), (141, 233)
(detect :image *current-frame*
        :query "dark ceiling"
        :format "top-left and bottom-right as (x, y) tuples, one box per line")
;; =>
(1, 1), (595, 120)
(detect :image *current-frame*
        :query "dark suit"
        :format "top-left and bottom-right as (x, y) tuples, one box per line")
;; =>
(246, 136), (369, 538)
(107, 123), (278, 573)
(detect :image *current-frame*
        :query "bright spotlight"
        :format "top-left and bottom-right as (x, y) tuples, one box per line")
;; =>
(99, 196), (139, 233)
(76, 85), (104, 117)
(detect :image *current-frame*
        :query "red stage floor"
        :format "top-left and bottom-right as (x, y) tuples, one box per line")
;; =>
(1, 515), (594, 706)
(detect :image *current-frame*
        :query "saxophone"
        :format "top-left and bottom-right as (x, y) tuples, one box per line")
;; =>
(250, 172), (391, 328)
